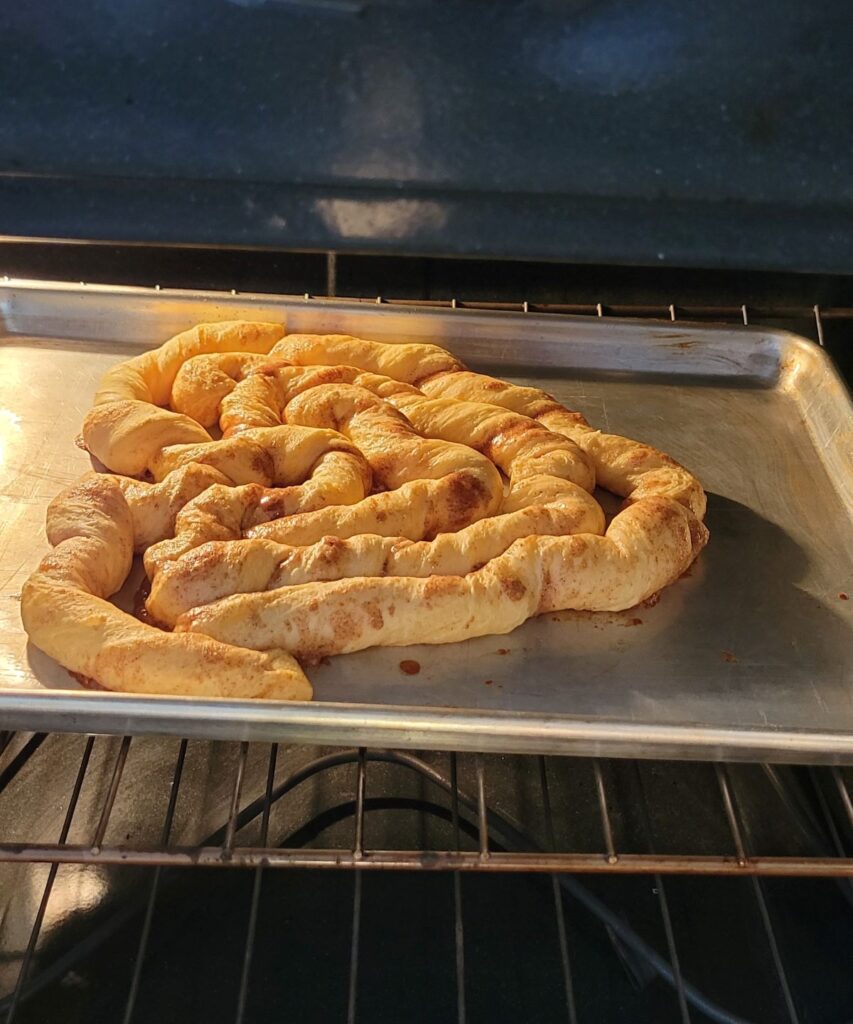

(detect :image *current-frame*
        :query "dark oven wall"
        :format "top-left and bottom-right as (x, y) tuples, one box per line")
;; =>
(2, 2), (853, 273)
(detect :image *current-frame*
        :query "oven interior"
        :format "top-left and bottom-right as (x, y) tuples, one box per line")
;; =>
(0, 244), (850, 1024)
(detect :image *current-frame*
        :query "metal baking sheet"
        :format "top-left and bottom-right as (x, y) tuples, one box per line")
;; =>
(1, 280), (851, 763)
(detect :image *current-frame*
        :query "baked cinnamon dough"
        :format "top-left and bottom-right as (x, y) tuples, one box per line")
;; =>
(21, 320), (708, 700)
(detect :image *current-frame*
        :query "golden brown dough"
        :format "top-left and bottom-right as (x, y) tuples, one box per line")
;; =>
(22, 477), (311, 699)
(176, 498), (703, 657)
(213, 361), (596, 493)
(420, 370), (706, 518)
(270, 334), (705, 518)
(22, 321), (709, 701)
(148, 365), (606, 624)
(148, 381), (503, 568)
(83, 321), (283, 474)
(142, 425), (372, 573)
(148, 499), (605, 627)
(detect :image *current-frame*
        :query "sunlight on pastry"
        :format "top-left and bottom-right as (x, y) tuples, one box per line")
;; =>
(20, 321), (708, 701)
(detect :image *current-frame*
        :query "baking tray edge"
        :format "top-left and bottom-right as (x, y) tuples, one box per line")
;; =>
(1, 278), (852, 764)
(0, 691), (852, 764)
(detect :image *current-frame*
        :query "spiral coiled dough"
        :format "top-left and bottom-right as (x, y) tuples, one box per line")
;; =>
(21, 321), (708, 700)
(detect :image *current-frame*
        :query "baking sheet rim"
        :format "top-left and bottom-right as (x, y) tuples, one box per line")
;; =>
(2, 277), (851, 764)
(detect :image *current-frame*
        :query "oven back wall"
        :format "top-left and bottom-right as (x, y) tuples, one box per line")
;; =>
(2, 2), (853, 271)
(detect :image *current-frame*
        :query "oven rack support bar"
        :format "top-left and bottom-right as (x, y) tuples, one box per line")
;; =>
(0, 845), (848, 876)
(0, 734), (850, 878)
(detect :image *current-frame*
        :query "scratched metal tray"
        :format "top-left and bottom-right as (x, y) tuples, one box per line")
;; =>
(0, 280), (851, 762)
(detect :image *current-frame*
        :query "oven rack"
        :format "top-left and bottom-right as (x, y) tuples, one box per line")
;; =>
(8, 260), (852, 340)
(286, 293), (844, 342)
(0, 733), (847, 876)
(0, 732), (850, 874)
(0, 732), (850, 1024)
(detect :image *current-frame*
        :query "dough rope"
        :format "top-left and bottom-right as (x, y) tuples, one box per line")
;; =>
(82, 321), (285, 475)
(269, 334), (705, 518)
(175, 497), (703, 659)
(21, 476), (311, 699)
(171, 355), (596, 494)
(142, 425), (372, 573)
(145, 379), (504, 572)
(22, 323), (708, 698)
(148, 500), (609, 628)
(148, 360), (606, 624)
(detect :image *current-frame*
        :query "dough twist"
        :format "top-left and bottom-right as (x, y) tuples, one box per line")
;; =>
(148, 359), (605, 624)
(21, 477), (311, 699)
(22, 322), (708, 698)
(143, 425), (372, 573)
(82, 321), (284, 474)
(175, 497), (703, 659)
(269, 334), (705, 518)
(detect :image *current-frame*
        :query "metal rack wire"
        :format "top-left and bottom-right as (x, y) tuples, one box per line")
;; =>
(312, 294), (844, 342)
(0, 732), (851, 1024)
(0, 734), (850, 875)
